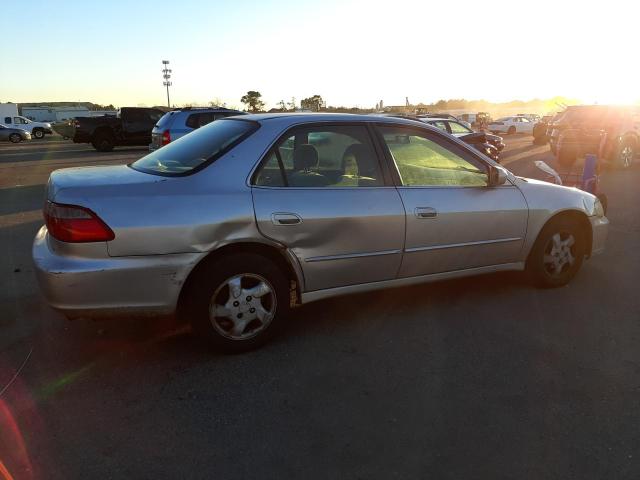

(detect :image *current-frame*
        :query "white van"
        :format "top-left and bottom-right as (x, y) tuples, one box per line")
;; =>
(0, 103), (53, 139)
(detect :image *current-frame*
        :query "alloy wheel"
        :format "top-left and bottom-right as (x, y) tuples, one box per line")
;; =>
(209, 273), (276, 340)
(543, 232), (576, 278)
(620, 145), (634, 168)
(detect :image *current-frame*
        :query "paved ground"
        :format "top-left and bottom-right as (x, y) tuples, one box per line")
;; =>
(1, 135), (639, 479)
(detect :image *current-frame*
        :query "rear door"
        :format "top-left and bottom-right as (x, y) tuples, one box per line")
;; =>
(252, 123), (406, 292)
(375, 124), (528, 278)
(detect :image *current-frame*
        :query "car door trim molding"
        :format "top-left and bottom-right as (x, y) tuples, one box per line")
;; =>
(305, 249), (402, 263)
(404, 237), (522, 254)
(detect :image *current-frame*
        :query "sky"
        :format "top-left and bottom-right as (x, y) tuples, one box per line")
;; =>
(2, 0), (639, 109)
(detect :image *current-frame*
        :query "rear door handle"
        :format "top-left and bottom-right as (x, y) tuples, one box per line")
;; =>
(271, 213), (302, 225)
(415, 207), (437, 219)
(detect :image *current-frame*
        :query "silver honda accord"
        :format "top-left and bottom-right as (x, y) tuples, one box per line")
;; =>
(33, 114), (608, 352)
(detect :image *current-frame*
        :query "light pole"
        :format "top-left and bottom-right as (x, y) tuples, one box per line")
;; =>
(162, 60), (172, 108)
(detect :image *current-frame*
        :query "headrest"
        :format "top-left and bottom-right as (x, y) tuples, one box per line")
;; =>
(293, 144), (319, 171)
(343, 143), (376, 177)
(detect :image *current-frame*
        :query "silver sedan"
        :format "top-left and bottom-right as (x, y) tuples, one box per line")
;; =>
(0, 124), (31, 143)
(33, 114), (608, 352)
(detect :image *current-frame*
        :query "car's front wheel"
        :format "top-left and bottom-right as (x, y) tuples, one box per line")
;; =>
(527, 216), (586, 288)
(185, 253), (290, 353)
(32, 128), (45, 139)
(508, 126), (516, 135)
(9, 133), (22, 143)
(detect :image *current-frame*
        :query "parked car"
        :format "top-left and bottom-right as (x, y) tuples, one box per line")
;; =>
(548, 105), (640, 168)
(517, 114), (541, 123)
(488, 116), (535, 135)
(458, 112), (491, 129)
(533, 115), (554, 144)
(1, 115), (52, 139)
(73, 107), (165, 152)
(149, 107), (244, 151)
(33, 114), (608, 352)
(420, 117), (505, 162)
(0, 124), (31, 143)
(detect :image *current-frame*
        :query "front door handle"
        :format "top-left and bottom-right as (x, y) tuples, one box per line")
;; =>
(271, 213), (302, 226)
(415, 207), (437, 219)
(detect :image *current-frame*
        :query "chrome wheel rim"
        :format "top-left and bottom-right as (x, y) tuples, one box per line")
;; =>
(543, 232), (576, 277)
(621, 146), (633, 167)
(209, 273), (276, 340)
(34, 130), (43, 138)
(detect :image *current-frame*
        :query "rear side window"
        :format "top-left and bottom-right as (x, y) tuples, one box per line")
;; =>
(253, 125), (384, 188)
(131, 119), (258, 176)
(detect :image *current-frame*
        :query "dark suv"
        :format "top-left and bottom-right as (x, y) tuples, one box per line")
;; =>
(548, 105), (640, 168)
(149, 107), (244, 151)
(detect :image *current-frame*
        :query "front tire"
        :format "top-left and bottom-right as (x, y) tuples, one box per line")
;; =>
(527, 216), (586, 288)
(9, 133), (22, 143)
(508, 126), (516, 135)
(32, 129), (45, 139)
(185, 253), (290, 353)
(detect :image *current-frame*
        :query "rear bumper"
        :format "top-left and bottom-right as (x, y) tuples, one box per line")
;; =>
(32, 226), (201, 319)
(590, 215), (608, 256)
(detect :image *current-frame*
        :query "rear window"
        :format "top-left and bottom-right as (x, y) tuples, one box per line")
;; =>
(131, 119), (258, 176)
(155, 111), (176, 129)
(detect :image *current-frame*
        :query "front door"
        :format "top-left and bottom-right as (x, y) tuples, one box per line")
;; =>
(252, 123), (406, 292)
(376, 125), (528, 278)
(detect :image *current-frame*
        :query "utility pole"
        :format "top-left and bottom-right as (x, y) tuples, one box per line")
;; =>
(162, 60), (172, 108)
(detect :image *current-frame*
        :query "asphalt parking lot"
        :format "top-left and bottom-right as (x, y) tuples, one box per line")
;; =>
(1, 135), (639, 479)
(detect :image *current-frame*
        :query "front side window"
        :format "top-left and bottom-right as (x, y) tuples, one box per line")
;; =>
(448, 121), (472, 134)
(378, 126), (488, 187)
(14, 117), (24, 124)
(253, 125), (384, 188)
(131, 119), (258, 176)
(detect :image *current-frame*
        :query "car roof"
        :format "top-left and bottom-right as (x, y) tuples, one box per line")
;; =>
(239, 112), (434, 128)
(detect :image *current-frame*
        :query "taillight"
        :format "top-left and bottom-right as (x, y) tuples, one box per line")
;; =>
(44, 201), (115, 243)
(161, 130), (171, 145)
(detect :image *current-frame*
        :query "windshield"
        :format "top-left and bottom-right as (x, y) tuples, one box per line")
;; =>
(131, 118), (258, 176)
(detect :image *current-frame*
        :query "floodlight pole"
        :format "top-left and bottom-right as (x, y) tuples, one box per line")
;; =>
(162, 60), (172, 108)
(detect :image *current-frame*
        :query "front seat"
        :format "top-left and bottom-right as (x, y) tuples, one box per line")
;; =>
(289, 144), (329, 187)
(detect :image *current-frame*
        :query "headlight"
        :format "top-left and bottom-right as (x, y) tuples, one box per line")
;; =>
(593, 198), (605, 218)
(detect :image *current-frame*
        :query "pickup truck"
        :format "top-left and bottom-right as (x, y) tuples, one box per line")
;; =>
(73, 107), (165, 152)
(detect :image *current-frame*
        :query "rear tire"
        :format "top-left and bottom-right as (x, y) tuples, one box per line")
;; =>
(527, 216), (586, 288)
(184, 253), (290, 353)
(92, 132), (115, 152)
(9, 133), (22, 143)
(32, 128), (45, 139)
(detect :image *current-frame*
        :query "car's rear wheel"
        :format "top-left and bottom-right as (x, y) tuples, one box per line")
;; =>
(8, 133), (22, 143)
(527, 216), (586, 288)
(32, 128), (45, 139)
(508, 126), (516, 135)
(185, 253), (290, 353)
(92, 132), (115, 152)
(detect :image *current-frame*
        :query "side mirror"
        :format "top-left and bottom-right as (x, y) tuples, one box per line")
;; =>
(488, 165), (508, 187)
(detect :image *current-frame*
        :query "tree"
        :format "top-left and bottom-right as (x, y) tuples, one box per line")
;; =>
(240, 91), (265, 112)
(208, 97), (226, 108)
(300, 95), (324, 112)
(277, 100), (287, 111)
(287, 97), (297, 111)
